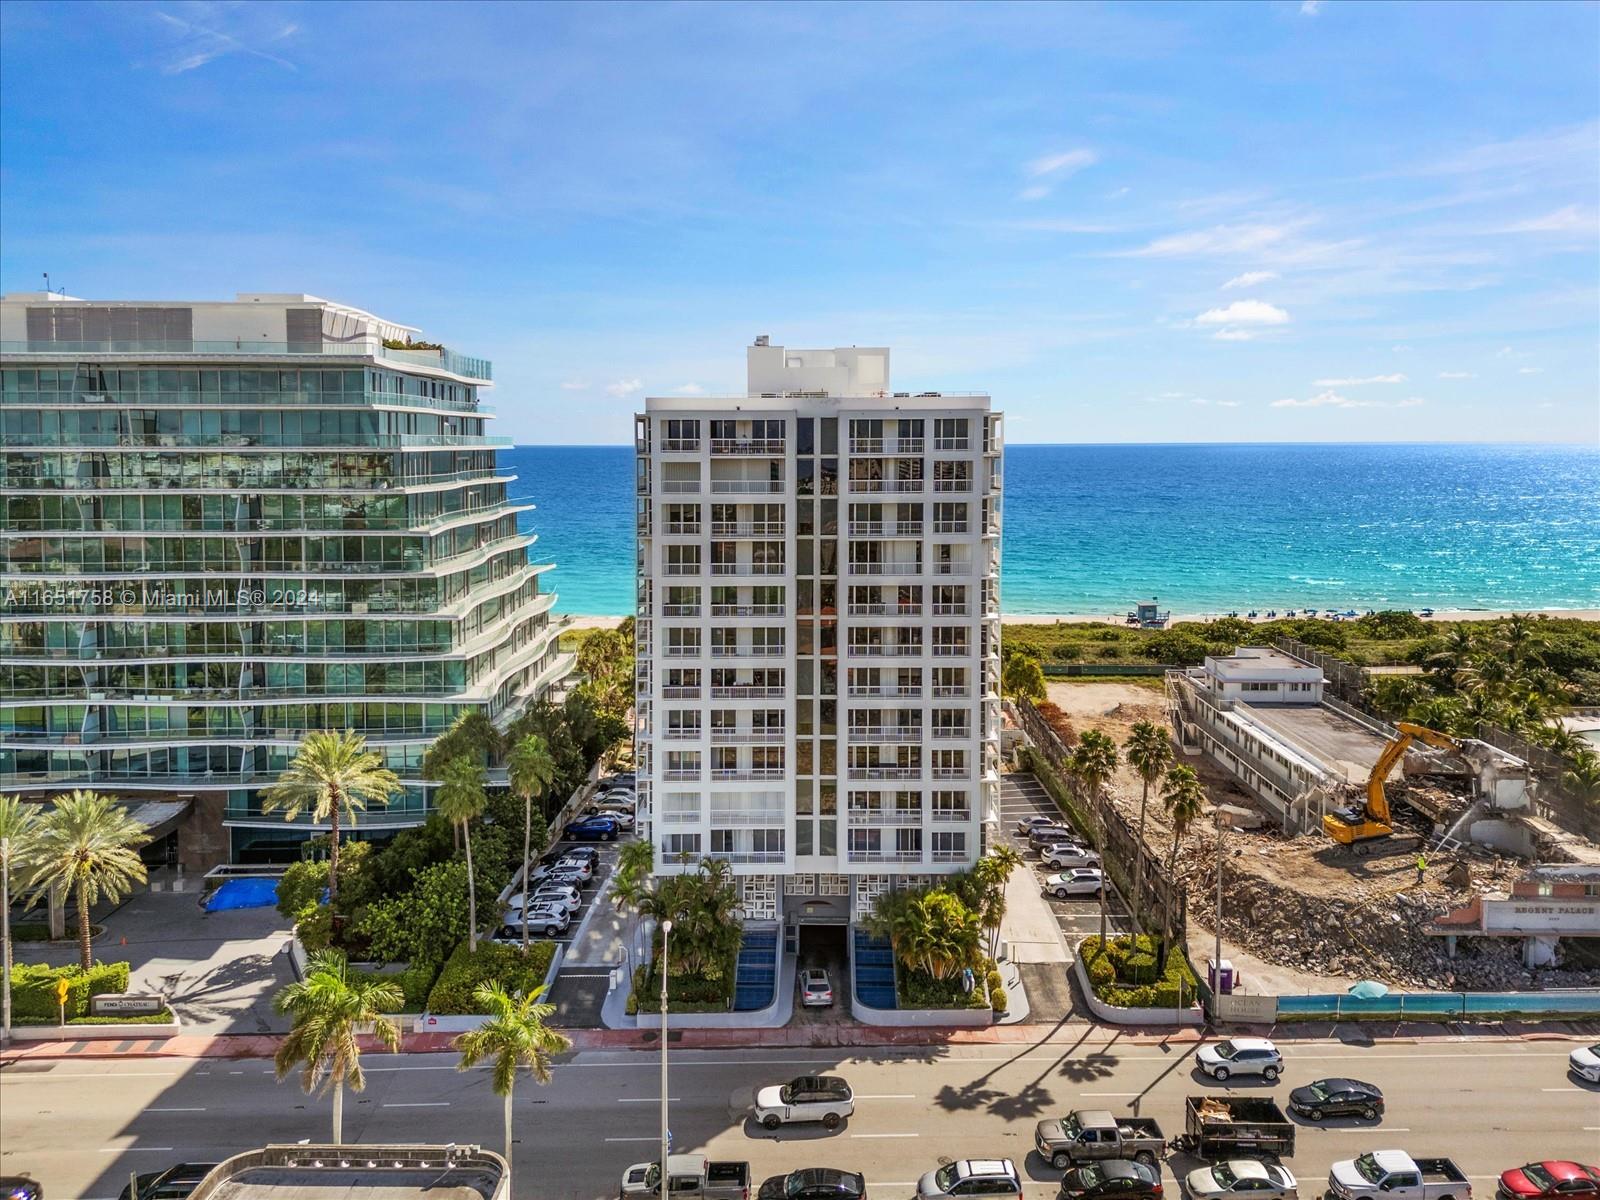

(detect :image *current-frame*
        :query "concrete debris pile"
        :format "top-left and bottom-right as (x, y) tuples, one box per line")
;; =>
(1172, 831), (1593, 989)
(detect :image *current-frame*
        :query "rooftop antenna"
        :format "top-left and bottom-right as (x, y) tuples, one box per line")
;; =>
(43, 272), (52, 297)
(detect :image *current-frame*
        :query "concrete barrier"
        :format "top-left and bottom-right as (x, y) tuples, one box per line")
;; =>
(850, 994), (994, 1027)
(8, 1015), (182, 1040)
(1072, 955), (1205, 1027)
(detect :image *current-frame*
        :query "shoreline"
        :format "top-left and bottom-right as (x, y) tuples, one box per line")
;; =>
(556, 608), (1600, 630)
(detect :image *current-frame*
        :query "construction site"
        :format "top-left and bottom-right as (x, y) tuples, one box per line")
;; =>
(1044, 647), (1600, 992)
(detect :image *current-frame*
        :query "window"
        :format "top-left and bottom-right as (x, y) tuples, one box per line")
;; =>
(663, 833), (701, 856)
(663, 419), (700, 449)
(665, 545), (701, 576)
(932, 830), (966, 860)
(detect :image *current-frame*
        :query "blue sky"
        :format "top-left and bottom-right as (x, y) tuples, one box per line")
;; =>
(2, 0), (1596, 445)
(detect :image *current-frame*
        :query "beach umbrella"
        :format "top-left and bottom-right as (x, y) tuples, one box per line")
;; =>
(1348, 980), (1390, 1000)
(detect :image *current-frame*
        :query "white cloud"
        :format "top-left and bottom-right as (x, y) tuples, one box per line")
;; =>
(560, 379), (590, 391)
(1398, 397), (1426, 407)
(1222, 270), (1278, 289)
(1018, 185), (1051, 202)
(1216, 400), (1242, 407)
(1194, 300), (1291, 326)
(670, 383), (705, 395)
(1495, 346), (1516, 357)
(1300, 0), (1323, 13)
(1518, 366), (1544, 375)
(1106, 186), (1131, 199)
(1502, 205), (1596, 234)
(1438, 371), (1475, 379)
(1027, 149), (1098, 179)
(152, 10), (298, 74)
(1123, 222), (1295, 258)
(1212, 329), (1258, 342)
(1272, 390), (1423, 410)
(605, 378), (643, 398)
(1312, 373), (1407, 386)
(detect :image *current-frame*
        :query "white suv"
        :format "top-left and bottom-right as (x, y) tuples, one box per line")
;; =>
(752, 1075), (854, 1131)
(1196, 1036), (1283, 1082)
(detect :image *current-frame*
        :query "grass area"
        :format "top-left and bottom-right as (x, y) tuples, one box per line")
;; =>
(1079, 934), (1200, 1009)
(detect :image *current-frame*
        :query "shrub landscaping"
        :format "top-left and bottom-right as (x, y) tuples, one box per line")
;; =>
(624, 946), (738, 1015)
(8, 961), (130, 1021)
(1078, 934), (1199, 1009)
(424, 940), (556, 1014)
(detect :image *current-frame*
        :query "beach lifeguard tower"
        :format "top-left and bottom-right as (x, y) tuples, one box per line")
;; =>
(1128, 598), (1171, 628)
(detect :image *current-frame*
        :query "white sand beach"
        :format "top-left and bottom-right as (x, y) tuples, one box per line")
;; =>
(559, 609), (1600, 630)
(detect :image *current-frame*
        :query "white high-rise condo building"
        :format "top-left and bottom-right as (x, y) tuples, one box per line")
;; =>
(634, 338), (1003, 932)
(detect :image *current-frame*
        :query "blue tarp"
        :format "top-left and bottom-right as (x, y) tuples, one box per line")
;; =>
(204, 877), (280, 912)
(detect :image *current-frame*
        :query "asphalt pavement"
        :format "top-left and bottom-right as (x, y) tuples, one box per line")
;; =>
(4, 1036), (1596, 1200)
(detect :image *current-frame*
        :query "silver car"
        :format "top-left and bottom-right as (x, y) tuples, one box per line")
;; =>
(799, 968), (834, 1007)
(1187, 1161), (1298, 1200)
(916, 1160), (1022, 1200)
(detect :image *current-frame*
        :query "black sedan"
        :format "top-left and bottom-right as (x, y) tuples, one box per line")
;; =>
(117, 1164), (219, 1200)
(1059, 1161), (1163, 1200)
(1287, 1077), (1384, 1121)
(758, 1169), (867, 1200)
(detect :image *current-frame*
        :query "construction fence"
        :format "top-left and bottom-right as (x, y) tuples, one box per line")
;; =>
(1010, 697), (1188, 945)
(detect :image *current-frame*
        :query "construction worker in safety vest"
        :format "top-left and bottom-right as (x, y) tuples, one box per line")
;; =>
(1415, 852), (1427, 884)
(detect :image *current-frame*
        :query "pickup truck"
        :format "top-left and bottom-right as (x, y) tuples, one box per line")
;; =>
(1034, 1109), (1165, 1169)
(1327, 1152), (1472, 1200)
(620, 1154), (751, 1200)
(1171, 1096), (1295, 1161)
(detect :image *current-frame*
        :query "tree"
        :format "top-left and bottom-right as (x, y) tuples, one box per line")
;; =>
(961, 847), (1022, 958)
(1070, 730), (1120, 947)
(1159, 765), (1206, 955)
(273, 949), (402, 1144)
(1001, 652), (1047, 703)
(1496, 613), (1548, 669)
(435, 756), (490, 953)
(422, 710), (505, 778)
(507, 734), (557, 953)
(29, 791), (148, 970)
(262, 730), (398, 908)
(1563, 751), (1600, 817)
(456, 981), (571, 1180)
(0, 795), (43, 1040)
(1123, 721), (1173, 933)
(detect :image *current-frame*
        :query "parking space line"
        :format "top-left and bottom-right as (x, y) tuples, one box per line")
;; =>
(851, 1132), (919, 1139)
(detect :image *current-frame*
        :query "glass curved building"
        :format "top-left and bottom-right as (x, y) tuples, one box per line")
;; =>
(0, 292), (572, 865)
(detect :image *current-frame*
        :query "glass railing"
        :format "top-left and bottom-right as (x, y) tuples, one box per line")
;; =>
(1, 340), (493, 381)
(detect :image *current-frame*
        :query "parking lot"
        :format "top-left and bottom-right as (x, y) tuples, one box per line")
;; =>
(997, 772), (1133, 946)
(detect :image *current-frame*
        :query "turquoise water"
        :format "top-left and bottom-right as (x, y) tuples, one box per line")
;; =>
(506, 443), (1600, 617)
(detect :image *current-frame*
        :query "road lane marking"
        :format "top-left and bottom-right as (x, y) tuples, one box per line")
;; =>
(1, 1071), (183, 1080)
(855, 1093), (916, 1099)
(1325, 1126), (1409, 1132)
(605, 1137), (663, 1142)
(619, 1096), (680, 1102)
(384, 1101), (450, 1107)
(99, 1147), (174, 1153)
(1080, 1091), (1140, 1096)
(851, 1132), (919, 1138)
(148, 1106), (206, 1112)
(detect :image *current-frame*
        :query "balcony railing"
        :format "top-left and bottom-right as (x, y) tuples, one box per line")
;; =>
(849, 479), (925, 493)
(847, 562), (921, 577)
(895, 438), (926, 453)
(663, 768), (701, 781)
(932, 727), (972, 739)
(661, 604), (700, 617)
(847, 438), (884, 453)
(931, 643), (970, 656)
(932, 521), (969, 534)
(710, 480), (783, 494)
(708, 810), (786, 826)
(710, 439), (785, 455)
(710, 767), (786, 781)
(931, 685), (970, 698)
(848, 727), (922, 742)
(710, 562), (785, 576)
(710, 645), (785, 657)
(933, 479), (972, 493)
(846, 810), (923, 825)
(663, 728), (702, 741)
(663, 644), (702, 657)
(847, 685), (922, 697)
(847, 766), (921, 780)
(934, 437), (970, 451)
(710, 603), (785, 617)
(848, 849), (924, 863)
(710, 729), (786, 743)
(848, 644), (923, 656)
(661, 686), (702, 699)
(847, 603), (923, 617)
(932, 562), (972, 576)
(931, 603), (969, 616)
(932, 849), (968, 863)
(661, 438), (701, 452)
(664, 523), (701, 536)
(661, 481), (702, 493)
(707, 850), (786, 864)
(932, 767), (970, 780)
(710, 522), (785, 537)
(710, 685), (786, 698)
(931, 809), (972, 823)
(663, 564), (702, 576)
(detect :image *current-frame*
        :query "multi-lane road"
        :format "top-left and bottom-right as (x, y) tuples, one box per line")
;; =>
(4, 1036), (1596, 1199)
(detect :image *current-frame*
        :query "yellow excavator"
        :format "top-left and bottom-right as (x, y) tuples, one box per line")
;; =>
(1323, 720), (1461, 851)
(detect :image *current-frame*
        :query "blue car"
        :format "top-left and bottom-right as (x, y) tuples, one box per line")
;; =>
(565, 814), (621, 842)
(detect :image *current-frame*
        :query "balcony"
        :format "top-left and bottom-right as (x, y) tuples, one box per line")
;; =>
(932, 521), (969, 535)
(849, 478), (925, 494)
(661, 480), (702, 494)
(933, 479), (972, 493)
(710, 767), (786, 781)
(848, 850), (924, 864)
(931, 685), (970, 698)
(848, 766), (921, 780)
(847, 685), (922, 698)
(710, 480), (784, 494)
(848, 727), (922, 743)
(664, 523), (701, 536)
(932, 561), (972, 577)
(661, 604), (700, 617)
(661, 438), (701, 452)
(710, 603), (785, 617)
(931, 603), (969, 616)
(932, 849), (968, 863)
(934, 437), (970, 451)
(663, 644), (702, 658)
(848, 521), (923, 537)
(932, 726), (972, 739)
(847, 562), (921, 577)
(848, 644), (923, 657)
(847, 603), (923, 617)
(932, 767), (970, 780)
(663, 564), (702, 577)
(663, 767), (701, 781)
(710, 562), (785, 576)
(710, 438), (785, 455)
(663, 728), (702, 741)
(931, 808), (972, 823)
(707, 850), (787, 864)
(710, 644), (784, 658)
(710, 522), (785, 537)
(708, 809), (786, 826)
(661, 685), (702, 699)
(710, 684), (786, 699)
(848, 438), (884, 454)
(710, 729), (786, 744)
(931, 643), (970, 656)
(846, 809), (923, 825)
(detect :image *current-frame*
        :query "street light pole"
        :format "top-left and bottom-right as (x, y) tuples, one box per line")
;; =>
(1213, 813), (1225, 1014)
(659, 918), (673, 1196)
(1, 835), (11, 1050)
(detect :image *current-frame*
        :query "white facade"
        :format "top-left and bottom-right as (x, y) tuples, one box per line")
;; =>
(634, 340), (1003, 918)
(1199, 647), (1325, 704)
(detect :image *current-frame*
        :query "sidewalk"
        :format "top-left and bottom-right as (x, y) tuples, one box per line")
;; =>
(6, 1015), (1593, 1063)
(1186, 917), (1361, 996)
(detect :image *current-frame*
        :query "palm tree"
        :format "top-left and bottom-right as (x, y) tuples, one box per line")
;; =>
(435, 756), (490, 953)
(1159, 765), (1206, 957)
(0, 795), (43, 1041)
(1562, 751), (1600, 821)
(273, 948), (402, 1144)
(456, 981), (571, 1179)
(1123, 721), (1173, 933)
(1070, 730), (1120, 947)
(1496, 613), (1547, 668)
(1425, 626), (1479, 687)
(507, 734), (557, 953)
(29, 791), (148, 971)
(969, 846), (1022, 957)
(262, 730), (399, 908)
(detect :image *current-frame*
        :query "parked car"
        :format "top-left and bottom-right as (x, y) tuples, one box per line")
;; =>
(1184, 1161), (1296, 1200)
(799, 968), (834, 1007)
(1195, 1037), (1282, 1082)
(117, 1163), (219, 1200)
(1, 1181), (43, 1200)
(1044, 868), (1104, 899)
(593, 795), (637, 816)
(1030, 825), (1084, 851)
(1042, 843), (1102, 870)
(1498, 1164), (1600, 1200)
(752, 1075), (855, 1131)
(1287, 1078), (1383, 1122)
(1568, 1043), (1600, 1083)
(1326, 1153), (1471, 1200)
(505, 885), (580, 914)
(620, 1154), (749, 1200)
(565, 814), (622, 841)
(758, 1169), (865, 1200)
(584, 805), (636, 830)
(534, 855), (593, 882)
(507, 901), (572, 937)
(1059, 1161), (1163, 1200)
(1017, 814), (1062, 837)
(554, 846), (602, 870)
(1035, 1110), (1165, 1169)
(916, 1160), (1023, 1200)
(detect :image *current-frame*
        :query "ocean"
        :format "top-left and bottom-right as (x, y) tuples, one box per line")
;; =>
(505, 443), (1600, 618)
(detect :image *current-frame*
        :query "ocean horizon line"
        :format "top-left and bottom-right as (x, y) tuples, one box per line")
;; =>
(509, 438), (1597, 449)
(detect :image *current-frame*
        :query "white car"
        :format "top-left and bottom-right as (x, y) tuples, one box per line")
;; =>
(534, 856), (593, 883)
(505, 885), (580, 914)
(752, 1075), (854, 1131)
(1041, 843), (1101, 870)
(1196, 1036), (1283, 1082)
(1570, 1042), (1600, 1082)
(799, 968), (834, 1007)
(1044, 868), (1104, 898)
(1187, 1160), (1298, 1200)
(917, 1160), (1023, 1200)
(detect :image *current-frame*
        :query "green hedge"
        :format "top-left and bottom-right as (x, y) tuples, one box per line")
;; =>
(424, 940), (556, 1015)
(624, 949), (738, 1015)
(8, 962), (131, 1021)
(898, 968), (990, 1010)
(353, 961), (440, 1012)
(1078, 935), (1199, 1009)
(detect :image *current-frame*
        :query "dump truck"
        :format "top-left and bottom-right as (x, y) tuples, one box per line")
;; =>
(620, 1154), (751, 1200)
(1034, 1109), (1166, 1169)
(1169, 1096), (1294, 1160)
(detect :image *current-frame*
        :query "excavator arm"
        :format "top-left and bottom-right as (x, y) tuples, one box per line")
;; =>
(1365, 721), (1461, 827)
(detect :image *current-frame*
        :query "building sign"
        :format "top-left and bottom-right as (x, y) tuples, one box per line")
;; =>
(1482, 900), (1600, 935)
(1215, 993), (1279, 1024)
(89, 993), (166, 1016)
